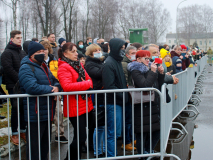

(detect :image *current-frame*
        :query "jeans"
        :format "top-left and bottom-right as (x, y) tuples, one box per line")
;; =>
(106, 104), (123, 157)
(136, 130), (160, 155)
(124, 102), (134, 144)
(8, 89), (26, 135)
(93, 126), (105, 155)
(93, 105), (105, 155)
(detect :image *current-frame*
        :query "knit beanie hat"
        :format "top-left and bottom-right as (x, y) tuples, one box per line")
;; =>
(28, 41), (45, 57)
(58, 38), (66, 46)
(180, 44), (187, 50)
(160, 48), (171, 59)
(176, 58), (182, 64)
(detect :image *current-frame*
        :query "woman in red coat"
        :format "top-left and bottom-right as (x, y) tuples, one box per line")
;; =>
(57, 42), (94, 160)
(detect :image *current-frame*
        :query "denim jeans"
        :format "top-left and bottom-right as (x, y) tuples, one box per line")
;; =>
(106, 104), (123, 157)
(136, 130), (160, 155)
(93, 105), (105, 155)
(93, 126), (105, 155)
(8, 89), (26, 135)
(124, 102), (133, 144)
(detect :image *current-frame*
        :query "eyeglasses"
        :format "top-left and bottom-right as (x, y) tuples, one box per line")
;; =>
(143, 57), (151, 61)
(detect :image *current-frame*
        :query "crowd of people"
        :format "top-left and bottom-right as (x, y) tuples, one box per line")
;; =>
(0, 30), (209, 160)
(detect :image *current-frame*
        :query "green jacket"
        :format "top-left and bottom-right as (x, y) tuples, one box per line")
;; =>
(207, 49), (213, 56)
(121, 55), (133, 86)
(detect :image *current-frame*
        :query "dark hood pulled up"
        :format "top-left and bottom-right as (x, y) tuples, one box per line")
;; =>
(109, 38), (126, 61)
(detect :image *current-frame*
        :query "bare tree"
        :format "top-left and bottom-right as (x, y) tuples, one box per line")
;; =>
(0, 0), (19, 29)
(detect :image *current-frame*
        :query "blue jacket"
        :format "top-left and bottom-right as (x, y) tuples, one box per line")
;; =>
(19, 56), (60, 122)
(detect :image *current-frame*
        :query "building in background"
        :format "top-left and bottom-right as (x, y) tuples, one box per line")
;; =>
(166, 33), (213, 51)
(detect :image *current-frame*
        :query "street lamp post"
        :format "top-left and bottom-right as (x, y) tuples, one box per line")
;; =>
(176, 0), (187, 45)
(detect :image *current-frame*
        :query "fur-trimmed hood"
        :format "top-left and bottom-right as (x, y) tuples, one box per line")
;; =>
(127, 61), (151, 74)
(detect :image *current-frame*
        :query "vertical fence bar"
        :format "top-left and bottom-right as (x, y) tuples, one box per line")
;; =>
(104, 93), (107, 158)
(17, 98), (21, 160)
(95, 93), (98, 158)
(57, 96), (61, 159)
(114, 92), (116, 158)
(141, 91), (143, 155)
(67, 95), (70, 160)
(27, 97), (31, 160)
(47, 96), (51, 160)
(37, 96), (41, 160)
(7, 98), (11, 159)
(123, 92), (125, 156)
(149, 91), (152, 153)
(86, 94), (89, 159)
(77, 94), (80, 160)
(132, 92), (134, 154)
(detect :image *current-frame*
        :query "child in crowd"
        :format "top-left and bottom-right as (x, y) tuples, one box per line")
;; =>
(172, 56), (183, 73)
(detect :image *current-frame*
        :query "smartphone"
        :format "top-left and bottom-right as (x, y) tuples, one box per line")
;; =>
(154, 58), (163, 64)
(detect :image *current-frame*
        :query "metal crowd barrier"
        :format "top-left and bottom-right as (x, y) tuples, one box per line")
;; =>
(0, 56), (208, 160)
(160, 55), (208, 152)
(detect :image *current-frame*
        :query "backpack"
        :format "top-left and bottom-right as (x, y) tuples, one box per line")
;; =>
(13, 64), (35, 94)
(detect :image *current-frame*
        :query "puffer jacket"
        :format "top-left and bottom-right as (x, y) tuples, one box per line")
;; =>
(57, 59), (94, 117)
(46, 54), (58, 80)
(19, 56), (60, 122)
(127, 61), (165, 133)
(1, 42), (27, 89)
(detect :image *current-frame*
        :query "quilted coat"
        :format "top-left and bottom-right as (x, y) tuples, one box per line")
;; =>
(57, 58), (94, 117)
(19, 56), (60, 122)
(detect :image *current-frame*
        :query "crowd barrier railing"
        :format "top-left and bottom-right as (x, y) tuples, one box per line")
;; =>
(160, 55), (208, 150)
(0, 56), (208, 160)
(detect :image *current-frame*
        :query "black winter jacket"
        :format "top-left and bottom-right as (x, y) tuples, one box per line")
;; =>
(1, 42), (27, 89)
(128, 61), (165, 133)
(167, 64), (176, 75)
(85, 56), (104, 106)
(102, 38), (128, 106)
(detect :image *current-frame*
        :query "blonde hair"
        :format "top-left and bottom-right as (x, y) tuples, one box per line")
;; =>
(163, 55), (173, 65)
(40, 41), (53, 54)
(85, 44), (101, 57)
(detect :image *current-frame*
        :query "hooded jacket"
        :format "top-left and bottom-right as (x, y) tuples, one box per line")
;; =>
(77, 40), (86, 55)
(46, 54), (59, 80)
(121, 55), (133, 86)
(50, 42), (59, 60)
(23, 40), (31, 55)
(127, 61), (165, 133)
(171, 50), (189, 70)
(172, 56), (183, 73)
(19, 56), (60, 122)
(102, 38), (128, 106)
(1, 42), (27, 89)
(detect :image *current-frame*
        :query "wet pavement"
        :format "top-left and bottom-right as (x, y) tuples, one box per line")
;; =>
(1, 65), (213, 160)
(191, 65), (213, 160)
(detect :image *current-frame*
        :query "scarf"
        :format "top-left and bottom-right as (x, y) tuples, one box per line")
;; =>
(50, 42), (58, 48)
(165, 62), (171, 67)
(10, 41), (21, 48)
(62, 56), (89, 100)
(62, 56), (85, 81)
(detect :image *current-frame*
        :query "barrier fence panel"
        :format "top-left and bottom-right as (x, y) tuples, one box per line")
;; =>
(0, 56), (208, 160)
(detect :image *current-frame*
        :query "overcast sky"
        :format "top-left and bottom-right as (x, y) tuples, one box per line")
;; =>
(161, 0), (213, 33)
